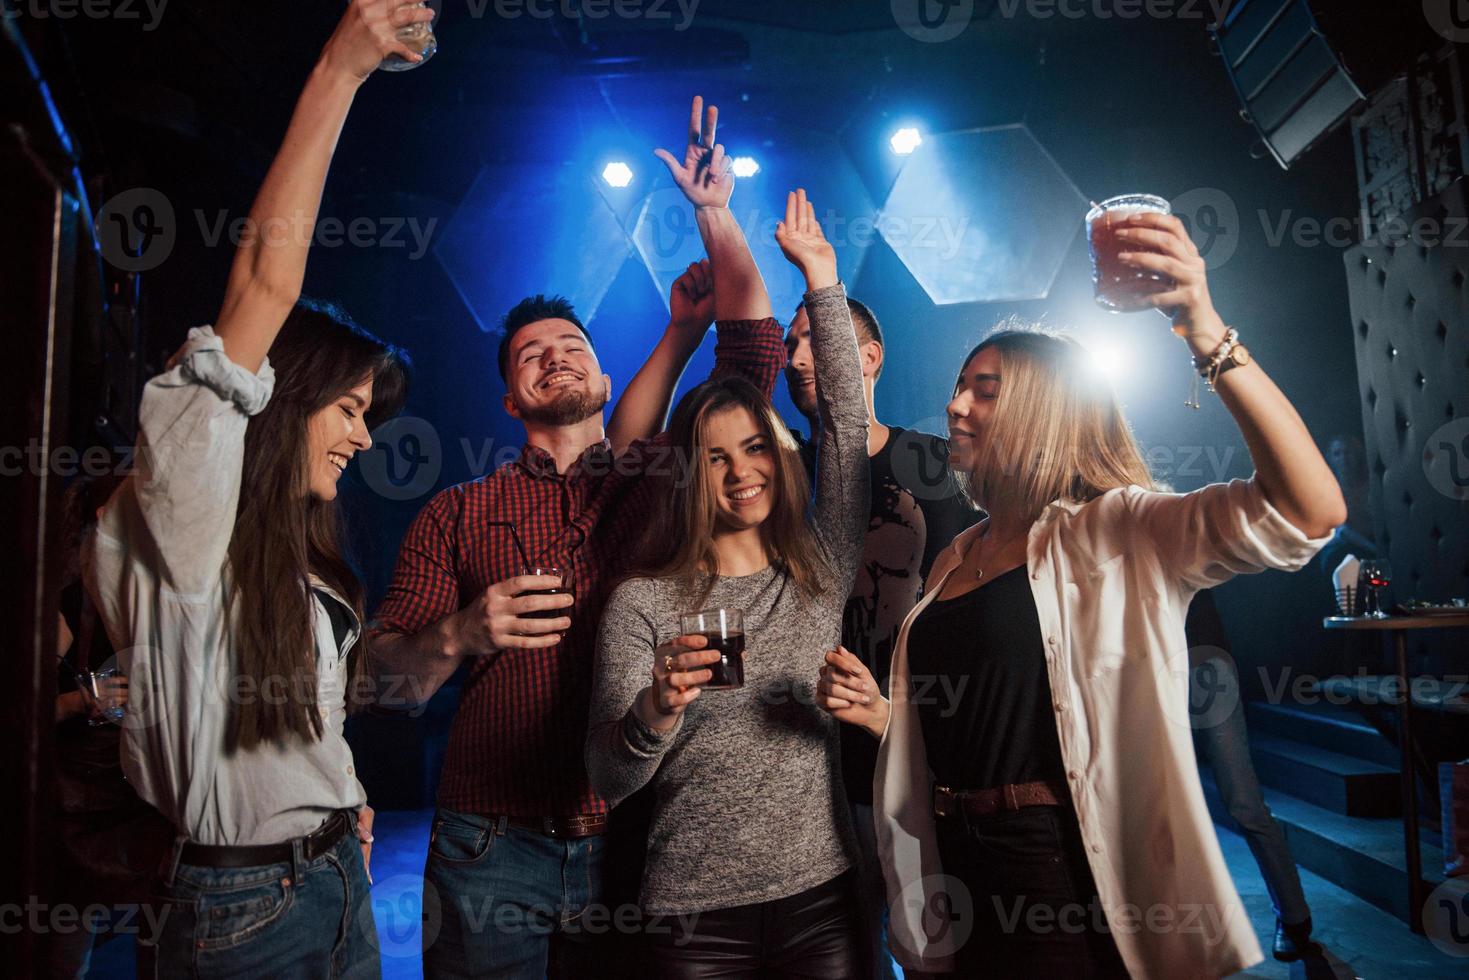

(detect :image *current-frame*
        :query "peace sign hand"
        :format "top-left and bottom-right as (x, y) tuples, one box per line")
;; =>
(654, 96), (734, 210)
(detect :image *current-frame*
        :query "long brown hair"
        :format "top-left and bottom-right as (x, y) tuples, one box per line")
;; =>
(956, 324), (1154, 527)
(227, 300), (409, 752)
(632, 376), (827, 609)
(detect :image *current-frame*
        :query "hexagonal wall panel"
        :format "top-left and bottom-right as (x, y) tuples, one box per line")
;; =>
(435, 161), (631, 333)
(880, 124), (1086, 305)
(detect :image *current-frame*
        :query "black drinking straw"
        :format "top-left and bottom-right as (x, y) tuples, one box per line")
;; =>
(487, 520), (533, 572)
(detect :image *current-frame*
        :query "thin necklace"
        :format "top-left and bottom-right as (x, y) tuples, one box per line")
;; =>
(967, 524), (1019, 580)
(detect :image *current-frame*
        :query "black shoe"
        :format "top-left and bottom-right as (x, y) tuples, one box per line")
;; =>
(1273, 916), (1317, 961)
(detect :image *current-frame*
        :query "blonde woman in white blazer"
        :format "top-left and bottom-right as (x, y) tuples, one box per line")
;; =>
(815, 210), (1346, 978)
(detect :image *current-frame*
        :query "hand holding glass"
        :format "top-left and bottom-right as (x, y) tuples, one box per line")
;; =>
(678, 609), (745, 690)
(1087, 194), (1177, 311)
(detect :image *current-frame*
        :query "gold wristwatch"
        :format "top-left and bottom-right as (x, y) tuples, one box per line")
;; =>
(1214, 342), (1250, 377)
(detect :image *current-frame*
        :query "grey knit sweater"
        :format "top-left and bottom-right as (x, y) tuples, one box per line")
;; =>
(585, 283), (869, 915)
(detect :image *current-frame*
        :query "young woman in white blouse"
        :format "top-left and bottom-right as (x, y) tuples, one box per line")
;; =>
(816, 211), (1346, 978)
(85, 3), (425, 975)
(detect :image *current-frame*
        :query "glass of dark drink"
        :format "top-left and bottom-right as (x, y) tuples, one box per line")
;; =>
(519, 566), (569, 620)
(678, 608), (745, 690)
(1087, 194), (1176, 312)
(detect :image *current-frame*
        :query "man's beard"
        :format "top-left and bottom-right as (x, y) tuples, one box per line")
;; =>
(519, 387), (609, 427)
(786, 373), (817, 418)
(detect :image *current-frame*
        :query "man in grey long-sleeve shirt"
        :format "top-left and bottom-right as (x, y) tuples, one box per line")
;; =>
(586, 276), (869, 920)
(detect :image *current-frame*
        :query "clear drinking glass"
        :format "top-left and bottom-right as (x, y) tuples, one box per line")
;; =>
(87, 666), (126, 726)
(678, 608), (746, 690)
(380, 1), (438, 72)
(1087, 193), (1177, 312)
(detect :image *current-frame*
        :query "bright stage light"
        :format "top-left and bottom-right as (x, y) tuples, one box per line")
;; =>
(601, 162), (634, 188)
(1083, 338), (1127, 381)
(731, 156), (760, 178)
(890, 127), (923, 155)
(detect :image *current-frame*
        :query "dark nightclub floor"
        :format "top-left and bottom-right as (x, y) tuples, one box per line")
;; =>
(82, 807), (1467, 978)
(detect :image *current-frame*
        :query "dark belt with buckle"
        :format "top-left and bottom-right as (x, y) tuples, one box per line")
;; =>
(933, 780), (1068, 821)
(178, 810), (355, 869)
(502, 814), (607, 839)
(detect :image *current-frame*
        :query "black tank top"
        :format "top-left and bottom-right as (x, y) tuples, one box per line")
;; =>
(905, 565), (1066, 790)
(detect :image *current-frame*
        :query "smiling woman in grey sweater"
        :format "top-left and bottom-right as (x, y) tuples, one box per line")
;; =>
(585, 190), (871, 978)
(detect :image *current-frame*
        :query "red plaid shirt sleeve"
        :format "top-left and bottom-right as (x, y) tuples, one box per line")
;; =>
(708, 317), (786, 397)
(370, 486), (465, 638)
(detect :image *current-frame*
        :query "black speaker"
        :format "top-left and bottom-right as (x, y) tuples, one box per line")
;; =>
(1212, 0), (1435, 169)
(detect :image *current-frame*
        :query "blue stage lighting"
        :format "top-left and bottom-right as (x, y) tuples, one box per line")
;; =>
(890, 127), (923, 155)
(602, 162), (634, 188)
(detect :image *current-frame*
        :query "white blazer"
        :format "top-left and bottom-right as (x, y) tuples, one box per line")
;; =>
(874, 478), (1330, 977)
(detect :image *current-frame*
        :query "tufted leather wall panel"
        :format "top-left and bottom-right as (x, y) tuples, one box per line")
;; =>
(1343, 178), (1469, 661)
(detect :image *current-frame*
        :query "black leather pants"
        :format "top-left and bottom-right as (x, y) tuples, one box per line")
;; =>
(643, 869), (870, 979)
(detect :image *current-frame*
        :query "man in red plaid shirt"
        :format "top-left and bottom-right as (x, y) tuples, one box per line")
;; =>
(370, 97), (786, 978)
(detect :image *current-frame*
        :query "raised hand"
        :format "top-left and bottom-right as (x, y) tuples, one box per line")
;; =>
(322, 0), (434, 82)
(775, 189), (838, 292)
(654, 96), (734, 210)
(446, 574), (574, 657)
(1113, 211), (1227, 354)
(669, 259), (715, 337)
(817, 646), (888, 738)
(636, 634), (721, 731)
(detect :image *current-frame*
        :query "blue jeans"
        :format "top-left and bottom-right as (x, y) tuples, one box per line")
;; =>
(149, 829), (379, 979)
(1191, 660), (1311, 925)
(422, 808), (617, 979)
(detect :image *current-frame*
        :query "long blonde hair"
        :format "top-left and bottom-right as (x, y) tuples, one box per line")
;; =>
(956, 324), (1154, 526)
(631, 376), (828, 609)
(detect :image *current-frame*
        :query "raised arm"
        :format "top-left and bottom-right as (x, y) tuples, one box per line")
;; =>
(1120, 211), (1347, 539)
(776, 190), (868, 590)
(605, 260), (715, 454)
(655, 96), (774, 322)
(212, 0), (429, 372)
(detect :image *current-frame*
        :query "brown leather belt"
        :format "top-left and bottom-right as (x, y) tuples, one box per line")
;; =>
(503, 814), (607, 839)
(178, 810), (354, 869)
(933, 780), (1068, 821)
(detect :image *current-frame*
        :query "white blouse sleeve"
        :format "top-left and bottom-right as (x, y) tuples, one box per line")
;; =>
(1123, 477), (1332, 592)
(122, 326), (276, 595)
